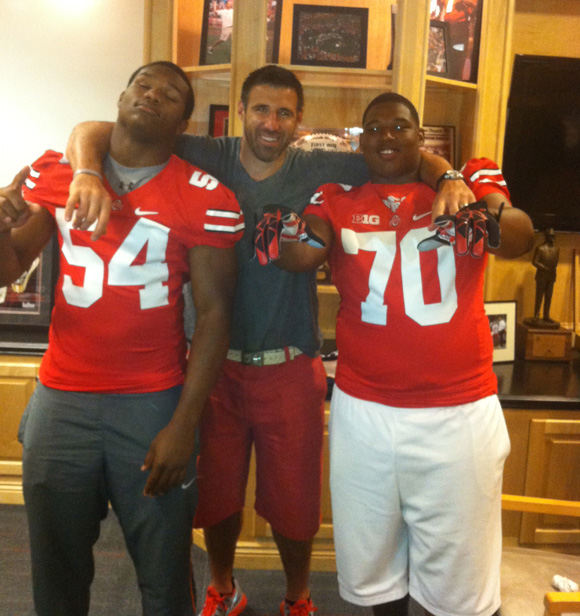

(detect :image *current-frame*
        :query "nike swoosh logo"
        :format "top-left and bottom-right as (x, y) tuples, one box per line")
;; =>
(135, 207), (159, 216)
(181, 478), (196, 490)
(412, 211), (431, 221)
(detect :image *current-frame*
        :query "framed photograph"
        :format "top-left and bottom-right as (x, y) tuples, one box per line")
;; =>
(427, 20), (451, 77)
(422, 125), (456, 168)
(429, 0), (483, 83)
(199, 0), (234, 66)
(266, 0), (283, 64)
(0, 235), (58, 353)
(209, 104), (229, 137)
(291, 5), (368, 69)
(484, 301), (516, 363)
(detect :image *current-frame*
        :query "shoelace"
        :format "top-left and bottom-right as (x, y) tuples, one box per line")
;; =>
(200, 587), (230, 616)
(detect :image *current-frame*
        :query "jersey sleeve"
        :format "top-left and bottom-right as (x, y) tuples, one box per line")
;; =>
(21, 150), (72, 212)
(174, 160), (244, 250)
(460, 157), (511, 201)
(304, 182), (350, 225)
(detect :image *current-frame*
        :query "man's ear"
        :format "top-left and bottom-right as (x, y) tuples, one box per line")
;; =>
(417, 127), (426, 146)
(117, 91), (126, 109)
(237, 100), (245, 120)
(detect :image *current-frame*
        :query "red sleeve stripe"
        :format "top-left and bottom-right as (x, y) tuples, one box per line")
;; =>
(466, 168), (507, 186)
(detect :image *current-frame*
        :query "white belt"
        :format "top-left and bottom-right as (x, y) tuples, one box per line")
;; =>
(227, 346), (303, 366)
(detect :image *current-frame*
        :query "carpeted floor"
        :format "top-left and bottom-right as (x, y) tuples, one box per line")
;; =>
(1, 504), (579, 616)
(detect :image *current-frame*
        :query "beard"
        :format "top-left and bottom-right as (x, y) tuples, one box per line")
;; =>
(243, 125), (294, 163)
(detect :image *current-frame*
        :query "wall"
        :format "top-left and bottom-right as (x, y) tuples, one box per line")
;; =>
(0, 0), (145, 185)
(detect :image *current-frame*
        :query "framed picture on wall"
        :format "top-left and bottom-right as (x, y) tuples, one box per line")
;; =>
(199, 0), (235, 66)
(484, 301), (516, 363)
(422, 125), (456, 167)
(427, 20), (451, 77)
(290, 4), (368, 69)
(429, 0), (483, 82)
(209, 104), (229, 137)
(266, 0), (283, 64)
(0, 235), (58, 353)
(0, 236), (57, 328)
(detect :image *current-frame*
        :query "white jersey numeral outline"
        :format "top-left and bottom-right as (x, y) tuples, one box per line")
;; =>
(55, 209), (170, 310)
(340, 227), (457, 327)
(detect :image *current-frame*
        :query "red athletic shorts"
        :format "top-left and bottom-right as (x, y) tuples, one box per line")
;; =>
(194, 353), (327, 541)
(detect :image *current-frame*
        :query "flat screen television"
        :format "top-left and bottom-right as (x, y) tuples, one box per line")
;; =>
(502, 54), (580, 233)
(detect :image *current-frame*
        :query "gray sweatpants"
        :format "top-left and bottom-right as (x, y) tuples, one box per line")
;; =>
(19, 382), (198, 616)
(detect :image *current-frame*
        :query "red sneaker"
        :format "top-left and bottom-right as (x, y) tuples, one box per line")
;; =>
(279, 597), (317, 616)
(198, 580), (247, 616)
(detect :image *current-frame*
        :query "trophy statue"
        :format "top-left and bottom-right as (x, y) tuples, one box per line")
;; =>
(524, 228), (560, 329)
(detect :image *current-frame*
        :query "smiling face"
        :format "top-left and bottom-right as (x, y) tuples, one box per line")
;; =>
(238, 84), (302, 170)
(117, 65), (190, 142)
(360, 101), (425, 184)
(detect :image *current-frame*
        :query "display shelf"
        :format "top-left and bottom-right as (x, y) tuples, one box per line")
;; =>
(425, 74), (478, 91)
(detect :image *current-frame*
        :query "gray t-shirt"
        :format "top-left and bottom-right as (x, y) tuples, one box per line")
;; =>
(175, 135), (369, 355)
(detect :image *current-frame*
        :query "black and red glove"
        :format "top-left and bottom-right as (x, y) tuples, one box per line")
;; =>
(254, 206), (325, 266)
(417, 200), (504, 258)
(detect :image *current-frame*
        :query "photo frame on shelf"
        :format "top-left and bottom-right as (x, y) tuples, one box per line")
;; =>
(422, 125), (456, 168)
(209, 104), (229, 137)
(266, 0), (283, 64)
(484, 301), (516, 363)
(0, 235), (58, 353)
(427, 20), (451, 77)
(429, 0), (483, 83)
(290, 4), (368, 69)
(199, 0), (234, 66)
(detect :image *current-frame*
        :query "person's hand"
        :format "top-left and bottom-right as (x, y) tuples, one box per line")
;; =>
(65, 173), (112, 241)
(0, 167), (41, 232)
(430, 179), (476, 223)
(254, 206), (325, 266)
(141, 421), (196, 497)
(418, 201), (504, 258)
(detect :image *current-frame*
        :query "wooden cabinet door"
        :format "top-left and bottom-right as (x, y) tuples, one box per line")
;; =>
(520, 419), (580, 545)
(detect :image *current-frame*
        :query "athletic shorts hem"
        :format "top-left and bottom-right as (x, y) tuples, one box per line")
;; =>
(338, 584), (408, 607)
(255, 505), (321, 542)
(410, 588), (502, 616)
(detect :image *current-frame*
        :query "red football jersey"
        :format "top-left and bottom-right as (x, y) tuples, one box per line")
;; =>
(23, 150), (244, 393)
(305, 158), (510, 408)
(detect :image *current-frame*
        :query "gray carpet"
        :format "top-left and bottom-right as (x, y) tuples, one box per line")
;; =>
(2, 504), (579, 616)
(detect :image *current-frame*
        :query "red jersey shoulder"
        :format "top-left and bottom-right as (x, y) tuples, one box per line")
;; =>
(22, 150), (71, 207)
(461, 157), (510, 200)
(165, 156), (244, 240)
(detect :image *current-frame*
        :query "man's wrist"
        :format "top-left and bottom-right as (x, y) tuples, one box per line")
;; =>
(73, 169), (104, 182)
(436, 170), (465, 191)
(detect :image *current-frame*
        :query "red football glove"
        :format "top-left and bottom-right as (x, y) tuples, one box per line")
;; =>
(254, 207), (325, 266)
(417, 201), (504, 258)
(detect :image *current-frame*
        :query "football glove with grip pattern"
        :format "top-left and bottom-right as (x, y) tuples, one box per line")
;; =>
(254, 206), (325, 266)
(417, 200), (504, 258)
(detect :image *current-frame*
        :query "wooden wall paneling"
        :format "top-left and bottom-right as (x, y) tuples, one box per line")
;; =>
(392, 0), (429, 121)
(172, 0), (204, 68)
(145, 0), (174, 63)
(520, 419), (580, 544)
(472, 0), (514, 161)
(228, 0), (268, 137)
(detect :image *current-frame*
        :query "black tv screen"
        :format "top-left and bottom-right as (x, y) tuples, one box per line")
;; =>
(502, 54), (580, 233)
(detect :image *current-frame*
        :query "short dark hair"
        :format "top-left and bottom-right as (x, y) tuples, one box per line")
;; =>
(127, 61), (195, 120)
(362, 92), (420, 127)
(240, 65), (304, 113)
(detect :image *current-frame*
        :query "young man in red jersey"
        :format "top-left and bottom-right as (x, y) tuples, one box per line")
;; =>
(255, 92), (534, 616)
(0, 61), (243, 616)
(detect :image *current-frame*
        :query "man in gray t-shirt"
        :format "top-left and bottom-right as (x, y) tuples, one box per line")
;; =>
(65, 64), (475, 616)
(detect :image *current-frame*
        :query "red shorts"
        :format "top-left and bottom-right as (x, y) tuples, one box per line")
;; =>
(194, 353), (327, 541)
